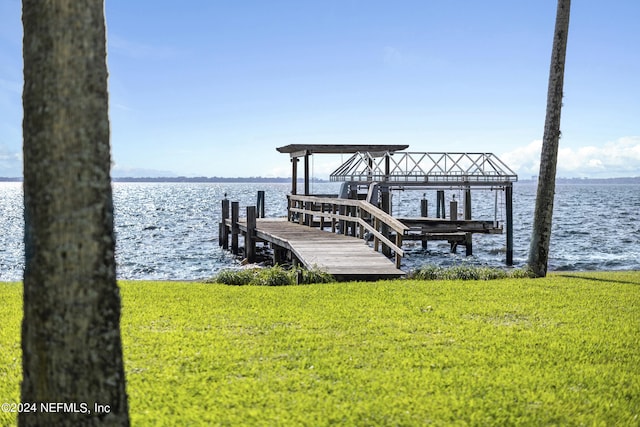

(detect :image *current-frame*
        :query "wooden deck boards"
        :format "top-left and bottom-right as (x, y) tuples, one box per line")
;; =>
(238, 218), (404, 280)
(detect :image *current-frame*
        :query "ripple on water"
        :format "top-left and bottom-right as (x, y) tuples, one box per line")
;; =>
(2, 182), (640, 280)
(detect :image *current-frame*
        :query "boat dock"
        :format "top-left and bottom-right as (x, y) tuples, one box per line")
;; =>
(219, 144), (518, 281)
(228, 218), (405, 280)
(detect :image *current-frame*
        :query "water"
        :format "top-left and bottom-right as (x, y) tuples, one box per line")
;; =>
(1, 181), (639, 281)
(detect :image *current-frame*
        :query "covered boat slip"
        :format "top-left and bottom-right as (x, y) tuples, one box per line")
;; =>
(220, 144), (518, 279)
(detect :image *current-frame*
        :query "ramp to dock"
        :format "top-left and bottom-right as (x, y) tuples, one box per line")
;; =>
(241, 219), (405, 281)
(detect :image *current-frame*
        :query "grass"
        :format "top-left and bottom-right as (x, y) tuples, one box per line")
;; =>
(1, 272), (639, 425)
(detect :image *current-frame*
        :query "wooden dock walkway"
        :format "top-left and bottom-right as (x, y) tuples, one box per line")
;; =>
(235, 218), (405, 280)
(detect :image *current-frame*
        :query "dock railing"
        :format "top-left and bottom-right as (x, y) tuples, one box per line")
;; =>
(287, 194), (409, 268)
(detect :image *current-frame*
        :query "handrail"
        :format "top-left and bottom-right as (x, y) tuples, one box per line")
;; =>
(287, 194), (409, 268)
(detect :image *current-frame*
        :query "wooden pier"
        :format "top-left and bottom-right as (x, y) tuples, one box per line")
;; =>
(231, 218), (405, 280)
(220, 195), (408, 281)
(219, 144), (518, 281)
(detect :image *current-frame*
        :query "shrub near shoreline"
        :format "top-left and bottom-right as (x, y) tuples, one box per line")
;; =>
(1, 272), (639, 425)
(212, 263), (534, 285)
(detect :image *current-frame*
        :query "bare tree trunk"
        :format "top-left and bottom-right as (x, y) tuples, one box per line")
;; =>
(528, 0), (571, 278)
(21, 1), (129, 425)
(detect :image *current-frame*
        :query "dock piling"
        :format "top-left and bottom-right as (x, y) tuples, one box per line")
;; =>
(256, 191), (265, 218)
(220, 198), (230, 249)
(231, 201), (239, 255)
(246, 206), (257, 263)
(436, 190), (445, 218)
(421, 194), (428, 249)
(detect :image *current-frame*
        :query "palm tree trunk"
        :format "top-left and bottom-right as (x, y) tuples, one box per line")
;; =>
(528, 0), (571, 278)
(21, 1), (129, 425)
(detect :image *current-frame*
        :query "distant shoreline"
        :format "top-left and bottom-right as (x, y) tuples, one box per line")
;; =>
(1, 176), (639, 184)
(0, 176), (328, 183)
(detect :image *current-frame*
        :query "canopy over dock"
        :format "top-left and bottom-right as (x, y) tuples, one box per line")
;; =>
(265, 144), (518, 267)
(276, 144), (409, 195)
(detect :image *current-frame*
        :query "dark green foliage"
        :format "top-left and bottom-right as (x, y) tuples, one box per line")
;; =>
(409, 264), (534, 281)
(211, 265), (335, 286)
(212, 268), (255, 286)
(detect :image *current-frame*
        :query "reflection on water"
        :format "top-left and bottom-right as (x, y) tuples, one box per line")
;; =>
(1, 181), (639, 281)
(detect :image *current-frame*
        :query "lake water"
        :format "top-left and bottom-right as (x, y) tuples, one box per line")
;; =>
(1, 181), (639, 281)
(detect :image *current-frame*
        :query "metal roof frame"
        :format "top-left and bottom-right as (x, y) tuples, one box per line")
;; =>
(330, 151), (518, 186)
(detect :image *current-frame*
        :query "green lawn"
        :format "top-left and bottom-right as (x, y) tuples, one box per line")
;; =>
(1, 272), (639, 425)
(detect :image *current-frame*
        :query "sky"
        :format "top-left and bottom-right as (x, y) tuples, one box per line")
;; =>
(1, 1), (639, 179)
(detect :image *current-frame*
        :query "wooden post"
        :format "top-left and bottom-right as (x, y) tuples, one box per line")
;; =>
(256, 190), (265, 218)
(298, 199), (304, 225)
(395, 234), (403, 269)
(384, 153), (391, 179)
(291, 157), (298, 195)
(450, 200), (458, 221)
(305, 201), (315, 227)
(221, 198), (230, 249)
(304, 153), (310, 196)
(231, 201), (239, 255)
(449, 198), (458, 253)
(273, 246), (287, 265)
(331, 203), (337, 233)
(437, 190), (445, 218)
(381, 190), (391, 257)
(246, 206), (256, 263)
(464, 189), (472, 256)
(506, 184), (514, 266)
(421, 194), (428, 249)
(464, 187), (472, 220)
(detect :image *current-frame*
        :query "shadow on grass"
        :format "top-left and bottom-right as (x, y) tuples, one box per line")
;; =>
(558, 273), (640, 286)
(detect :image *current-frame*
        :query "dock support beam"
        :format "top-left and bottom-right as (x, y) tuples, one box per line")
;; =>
(381, 189), (391, 257)
(291, 157), (298, 195)
(421, 195), (428, 249)
(256, 190), (265, 218)
(436, 190), (445, 218)
(246, 206), (257, 263)
(220, 197), (229, 249)
(304, 153), (310, 196)
(506, 184), (514, 266)
(231, 201), (239, 255)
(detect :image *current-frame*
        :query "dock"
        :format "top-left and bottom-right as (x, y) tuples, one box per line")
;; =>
(219, 144), (518, 281)
(232, 218), (404, 280)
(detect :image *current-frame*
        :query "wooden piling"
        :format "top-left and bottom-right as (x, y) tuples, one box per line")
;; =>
(220, 198), (230, 249)
(464, 187), (472, 220)
(421, 195), (428, 249)
(246, 206), (257, 263)
(231, 201), (239, 255)
(450, 200), (458, 221)
(506, 185), (514, 266)
(381, 190), (391, 257)
(291, 157), (298, 195)
(436, 190), (445, 218)
(256, 190), (265, 218)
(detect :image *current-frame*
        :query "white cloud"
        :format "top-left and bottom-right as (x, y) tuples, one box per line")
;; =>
(111, 165), (177, 178)
(0, 143), (21, 176)
(108, 34), (179, 61)
(500, 137), (640, 178)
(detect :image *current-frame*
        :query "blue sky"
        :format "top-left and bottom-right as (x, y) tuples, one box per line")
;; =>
(1, 1), (639, 178)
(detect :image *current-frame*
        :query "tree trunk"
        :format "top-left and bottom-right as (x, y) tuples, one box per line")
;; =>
(21, 1), (129, 425)
(528, 0), (571, 278)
